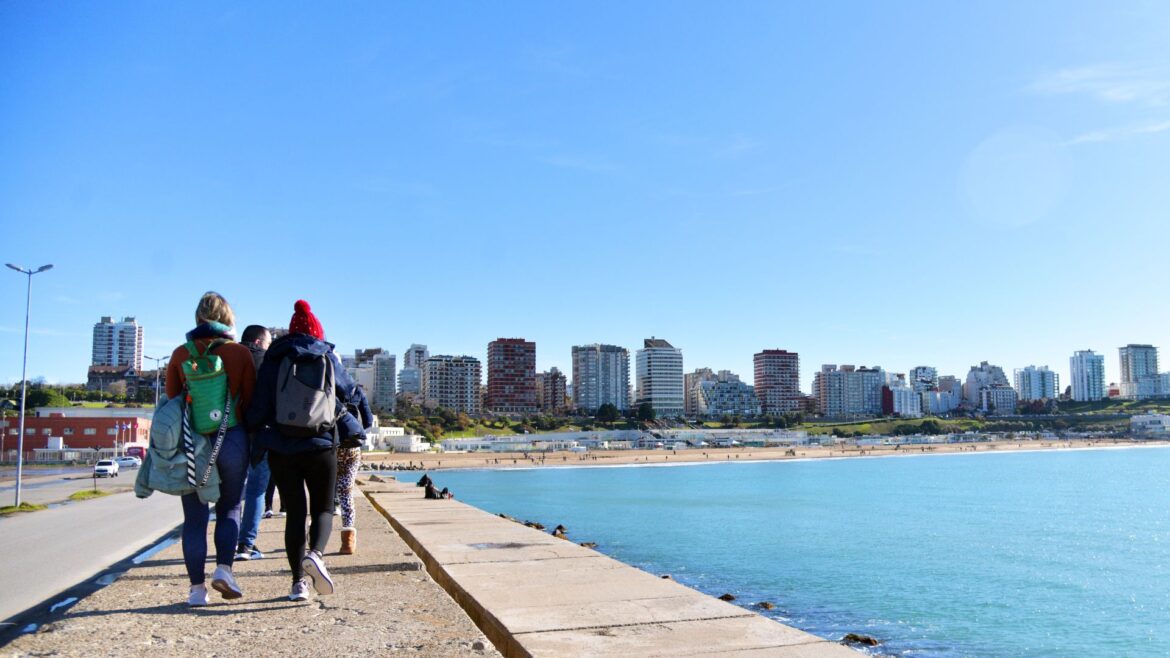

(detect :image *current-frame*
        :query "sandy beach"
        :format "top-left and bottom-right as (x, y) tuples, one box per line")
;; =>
(363, 438), (1170, 472)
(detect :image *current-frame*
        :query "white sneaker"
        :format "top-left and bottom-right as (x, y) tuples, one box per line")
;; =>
(289, 577), (312, 602)
(210, 564), (243, 600)
(188, 583), (209, 607)
(300, 550), (334, 595)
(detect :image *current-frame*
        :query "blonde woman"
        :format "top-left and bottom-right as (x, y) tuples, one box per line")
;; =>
(165, 291), (255, 606)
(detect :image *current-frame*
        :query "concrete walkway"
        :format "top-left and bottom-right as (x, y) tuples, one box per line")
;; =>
(366, 478), (861, 657)
(4, 476), (864, 657)
(3, 490), (500, 657)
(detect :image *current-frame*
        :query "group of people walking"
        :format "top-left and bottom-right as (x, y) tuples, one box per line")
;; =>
(146, 292), (371, 606)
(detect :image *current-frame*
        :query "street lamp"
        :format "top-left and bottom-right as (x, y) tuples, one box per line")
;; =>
(144, 355), (169, 406)
(5, 263), (53, 507)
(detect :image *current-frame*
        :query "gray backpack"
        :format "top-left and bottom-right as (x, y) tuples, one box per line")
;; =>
(274, 351), (337, 438)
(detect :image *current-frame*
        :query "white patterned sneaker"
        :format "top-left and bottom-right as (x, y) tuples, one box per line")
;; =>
(300, 550), (335, 595)
(289, 577), (312, 602)
(210, 564), (243, 599)
(188, 583), (209, 607)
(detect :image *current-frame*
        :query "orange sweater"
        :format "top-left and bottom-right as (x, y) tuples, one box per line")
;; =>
(166, 339), (256, 416)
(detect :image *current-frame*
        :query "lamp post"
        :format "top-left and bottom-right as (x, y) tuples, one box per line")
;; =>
(144, 355), (169, 406)
(5, 263), (53, 507)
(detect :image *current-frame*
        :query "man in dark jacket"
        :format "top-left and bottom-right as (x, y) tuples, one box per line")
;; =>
(234, 325), (272, 561)
(245, 300), (356, 602)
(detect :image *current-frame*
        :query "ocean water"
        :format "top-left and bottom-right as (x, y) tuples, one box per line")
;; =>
(407, 446), (1170, 657)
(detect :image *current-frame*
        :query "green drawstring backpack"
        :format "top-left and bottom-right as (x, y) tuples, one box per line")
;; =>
(181, 339), (238, 435)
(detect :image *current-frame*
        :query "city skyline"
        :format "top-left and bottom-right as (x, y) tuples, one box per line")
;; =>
(3, 3), (1169, 393)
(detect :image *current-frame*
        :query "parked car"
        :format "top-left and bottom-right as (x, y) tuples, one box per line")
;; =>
(114, 456), (141, 469)
(94, 460), (119, 478)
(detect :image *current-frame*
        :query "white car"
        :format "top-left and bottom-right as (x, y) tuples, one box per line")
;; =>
(94, 460), (120, 478)
(114, 456), (141, 469)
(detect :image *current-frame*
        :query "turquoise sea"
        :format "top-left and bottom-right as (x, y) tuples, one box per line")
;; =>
(404, 446), (1170, 657)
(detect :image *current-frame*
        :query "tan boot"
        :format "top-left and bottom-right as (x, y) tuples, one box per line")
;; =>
(339, 527), (356, 555)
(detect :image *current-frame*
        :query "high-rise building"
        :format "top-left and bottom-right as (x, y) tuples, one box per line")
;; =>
(694, 371), (759, 417)
(1119, 344), (1160, 400)
(812, 365), (884, 417)
(1070, 350), (1105, 402)
(964, 361), (1011, 406)
(486, 338), (537, 414)
(684, 368), (717, 416)
(398, 343), (429, 396)
(964, 361), (1016, 414)
(536, 367), (568, 413)
(882, 380), (923, 418)
(420, 355), (481, 414)
(909, 366), (939, 393)
(344, 349), (397, 413)
(635, 338), (684, 418)
(1014, 365), (1058, 402)
(571, 344), (630, 412)
(753, 350), (802, 415)
(92, 316), (144, 371)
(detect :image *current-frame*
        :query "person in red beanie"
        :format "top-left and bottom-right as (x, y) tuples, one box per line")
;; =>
(245, 300), (357, 602)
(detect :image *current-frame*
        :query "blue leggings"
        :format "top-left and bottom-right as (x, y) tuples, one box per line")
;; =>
(180, 425), (249, 585)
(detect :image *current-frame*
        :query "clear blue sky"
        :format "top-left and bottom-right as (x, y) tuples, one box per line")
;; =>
(3, 2), (1169, 392)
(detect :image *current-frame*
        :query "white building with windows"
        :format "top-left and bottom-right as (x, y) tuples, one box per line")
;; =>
(1119, 344), (1159, 400)
(572, 344), (630, 412)
(812, 365), (884, 418)
(420, 355), (482, 414)
(92, 316), (144, 371)
(635, 338), (684, 418)
(964, 361), (1011, 407)
(695, 373), (760, 418)
(1014, 365), (1058, 401)
(1070, 350), (1106, 402)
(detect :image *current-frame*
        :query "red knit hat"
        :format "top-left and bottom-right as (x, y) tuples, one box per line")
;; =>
(289, 299), (324, 339)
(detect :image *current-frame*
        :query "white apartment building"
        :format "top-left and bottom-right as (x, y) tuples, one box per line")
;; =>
(420, 355), (482, 415)
(1069, 350), (1106, 402)
(886, 384), (922, 418)
(1131, 414), (1170, 438)
(909, 366), (938, 393)
(92, 316), (144, 371)
(1119, 344), (1160, 400)
(1014, 365), (1058, 401)
(964, 361), (1011, 407)
(812, 365), (884, 418)
(979, 386), (1018, 415)
(694, 372), (759, 418)
(345, 349), (397, 413)
(397, 343), (430, 396)
(635, 338), (684, 418)
(684, 368), (717, 417)
(572, 343), (630, 412)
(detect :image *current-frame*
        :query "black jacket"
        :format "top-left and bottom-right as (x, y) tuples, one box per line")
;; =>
(246, 333), (356, 454)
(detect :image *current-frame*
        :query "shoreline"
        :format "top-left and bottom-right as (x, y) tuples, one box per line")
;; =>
(365, 437), (1170, 473)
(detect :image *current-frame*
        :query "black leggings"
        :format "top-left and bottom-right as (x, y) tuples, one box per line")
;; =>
(268, 448), (337, 580)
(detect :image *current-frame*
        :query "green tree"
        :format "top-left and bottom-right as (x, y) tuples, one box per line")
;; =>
(637, 403), (656, 422)
(596, 403), (620, 427)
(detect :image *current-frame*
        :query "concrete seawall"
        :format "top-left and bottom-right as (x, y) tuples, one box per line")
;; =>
(365, 477), (861, 657)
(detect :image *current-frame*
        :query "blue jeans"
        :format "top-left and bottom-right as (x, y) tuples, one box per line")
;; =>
(238, 455), (270, 549)
(180, 425), (248, 585)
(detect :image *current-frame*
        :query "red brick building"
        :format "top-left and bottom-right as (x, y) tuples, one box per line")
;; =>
(0, 408), (151, 462)
(486, 338), (537, 414)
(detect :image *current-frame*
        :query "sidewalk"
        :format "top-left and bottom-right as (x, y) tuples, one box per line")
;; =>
(3, 489), (499, 657)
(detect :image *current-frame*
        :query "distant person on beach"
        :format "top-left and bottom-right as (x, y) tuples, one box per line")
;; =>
(246, 300), (357, 602)
(166, 292), (255, 607)
(334, 383), (373, 555)
(235, 325), (272, 562)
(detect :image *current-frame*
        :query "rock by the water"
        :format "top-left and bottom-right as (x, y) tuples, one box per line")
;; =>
(524, 521), (545, 530)
(368, 474), (385, 483)
(757, 601), (775, 610)
(841, 633), (879, 646)
(718, 593), (736, 601)
(579, 542), (597, 549)
(660, 575), (671, 579)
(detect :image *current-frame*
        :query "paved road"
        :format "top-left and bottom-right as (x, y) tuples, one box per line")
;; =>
(0, 490), (182, 622)
(0, 471), (132, 506)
